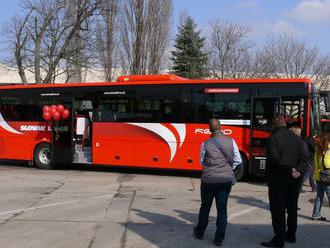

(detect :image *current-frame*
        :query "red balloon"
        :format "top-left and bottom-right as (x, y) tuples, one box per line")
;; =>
(57, 104), (64, 113)
(43, 105), (50, 112)
(43, 111), (51, 121)
(51, 108), (57, 115)
(61, 109), (70, 120)
(52, 111), (61, 122)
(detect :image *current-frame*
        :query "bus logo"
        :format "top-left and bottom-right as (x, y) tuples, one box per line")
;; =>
(20, 125), (47, 131)
(19, 125), (54, 132)
(195, 129), (233, 135)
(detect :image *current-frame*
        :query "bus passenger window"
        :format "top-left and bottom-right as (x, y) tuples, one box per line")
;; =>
(94, 98), (133, 122)
(0, 97), (43, 121)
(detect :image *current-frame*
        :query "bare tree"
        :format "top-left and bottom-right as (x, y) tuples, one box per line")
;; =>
(254, 33), (330, 90)
(121, 0), (148, 74)
(29, 0), (64, 83)
(6, 0), (100, 84)
(146, 0), (172, 74)
(208, 20), (253, 79)
(313, 55), (330, 90)
(65, 0), (86, 82)
(95, 0), (119, 81)
(255, 34), (318, 77)
(120, 0), (172, 75)
(7, 11), (33, 84)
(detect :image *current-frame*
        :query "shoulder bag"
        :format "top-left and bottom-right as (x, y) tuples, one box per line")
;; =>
(320, 154), (330, 185)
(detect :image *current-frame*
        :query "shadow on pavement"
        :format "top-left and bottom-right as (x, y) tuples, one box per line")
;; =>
(230, 195), (269, 210)
(125, 208), (330, 248)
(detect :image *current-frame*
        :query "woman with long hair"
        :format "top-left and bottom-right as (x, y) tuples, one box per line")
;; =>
(312, 133), (330, 220)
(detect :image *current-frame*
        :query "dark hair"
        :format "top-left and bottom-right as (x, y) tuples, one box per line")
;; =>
(272, 116), (286, 129)
(316, 132), (330, 157)
(209, 118), (221, 134)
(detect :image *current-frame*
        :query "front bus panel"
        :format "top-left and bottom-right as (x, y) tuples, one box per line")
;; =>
(249, 83), (309, 177)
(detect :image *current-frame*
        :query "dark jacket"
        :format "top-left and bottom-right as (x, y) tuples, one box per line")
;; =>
(302, 136), (315, 166)
(266, 127), (308, 186)
(201, 135), (235, 183)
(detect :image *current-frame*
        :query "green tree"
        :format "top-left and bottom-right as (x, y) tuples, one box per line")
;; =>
(171, 16), (208, 79)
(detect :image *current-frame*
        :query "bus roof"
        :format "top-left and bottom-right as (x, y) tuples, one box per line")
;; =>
(0, 75), (312, 90)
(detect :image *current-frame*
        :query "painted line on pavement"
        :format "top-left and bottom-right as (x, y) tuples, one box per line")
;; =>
(0, 194), (114, 216)
(228, 205), (267, 221)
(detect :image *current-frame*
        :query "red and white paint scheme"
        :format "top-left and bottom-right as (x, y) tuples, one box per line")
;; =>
(0, 119), (51, 160)
(0, 75), (319, 179)
(92, 121), (256, 170)
(0, 115), (254, 170)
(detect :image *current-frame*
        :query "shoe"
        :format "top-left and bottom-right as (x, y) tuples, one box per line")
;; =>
(312, 216), (327, 221)
(193, 227), (203, 240)
(214, 239), (222, 246)
(285, 235), (296, 243)
(260, 241), (284, 247)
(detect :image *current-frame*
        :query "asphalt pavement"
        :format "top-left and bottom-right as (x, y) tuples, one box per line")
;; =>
(0, 162), (329, 248)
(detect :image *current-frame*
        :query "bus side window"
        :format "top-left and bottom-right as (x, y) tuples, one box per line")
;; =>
(0, 97), (43, 122)
(0, 104), (20, 121)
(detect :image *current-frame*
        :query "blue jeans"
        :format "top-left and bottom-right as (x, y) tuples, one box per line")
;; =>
(196, 182), (232, 242)
(312, 181), (330, 217)
(301, 165), (316, 191)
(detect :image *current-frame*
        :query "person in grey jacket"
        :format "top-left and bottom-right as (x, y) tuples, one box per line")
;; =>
(193, 118), (242, 246)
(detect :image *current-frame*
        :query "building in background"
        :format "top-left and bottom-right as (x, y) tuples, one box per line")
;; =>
(0, 63), (125, 84)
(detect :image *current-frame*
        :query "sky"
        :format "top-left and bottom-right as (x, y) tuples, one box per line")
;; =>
(0, 0), (329, 54)
(173, 0), (330, 54)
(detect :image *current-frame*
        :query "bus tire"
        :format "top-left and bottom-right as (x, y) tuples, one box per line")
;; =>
(34, 143), (54, 169)
(235, 154), (248, 181)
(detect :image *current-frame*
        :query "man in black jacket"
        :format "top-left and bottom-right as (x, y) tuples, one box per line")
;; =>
(261, 116), (307, 248)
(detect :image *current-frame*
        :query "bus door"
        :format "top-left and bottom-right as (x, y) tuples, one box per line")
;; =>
(52, 98), (73, 165)
(72, 99), (93, 164)
(250, 97), (280, 176)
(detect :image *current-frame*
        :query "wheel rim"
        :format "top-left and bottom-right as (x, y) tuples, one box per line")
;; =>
(39, 147), (51, 165)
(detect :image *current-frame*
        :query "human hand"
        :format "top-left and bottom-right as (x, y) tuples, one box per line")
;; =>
(292, 168), (301, 179)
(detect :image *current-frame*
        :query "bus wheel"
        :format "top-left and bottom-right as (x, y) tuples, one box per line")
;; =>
(34, 143), (54, 169)
(235, 155), (247, 181)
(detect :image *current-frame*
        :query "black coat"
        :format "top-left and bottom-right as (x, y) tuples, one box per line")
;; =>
(266, 127), (308, 187)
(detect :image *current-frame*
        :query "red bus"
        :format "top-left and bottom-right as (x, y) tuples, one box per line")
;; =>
(0, 75), (321, 180)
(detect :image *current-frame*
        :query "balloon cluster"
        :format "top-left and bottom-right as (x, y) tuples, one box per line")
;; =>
(42, 105), (70, 122)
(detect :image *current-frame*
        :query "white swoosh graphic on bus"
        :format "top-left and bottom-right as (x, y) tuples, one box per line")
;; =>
(127, 123), (178, 162)
(0, 113), (23, 135)
(171, 123), (186, 148)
